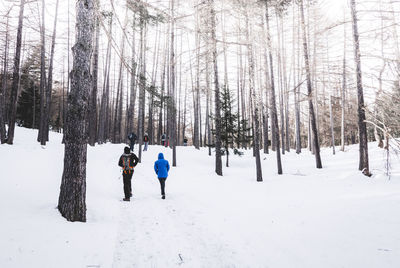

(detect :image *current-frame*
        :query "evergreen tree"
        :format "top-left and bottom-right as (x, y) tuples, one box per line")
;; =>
(236, 118), (252, 150)
(16, 45), (41, 129)
(220, 85), (238, 167)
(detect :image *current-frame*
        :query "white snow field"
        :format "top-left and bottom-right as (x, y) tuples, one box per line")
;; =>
(1, 127), (400, 268)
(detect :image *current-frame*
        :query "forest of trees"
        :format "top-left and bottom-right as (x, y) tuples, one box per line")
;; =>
(1, 0), (399, 221)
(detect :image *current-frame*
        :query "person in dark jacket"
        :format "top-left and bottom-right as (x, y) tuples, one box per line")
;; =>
(118, 147), (139, 201)
(161, 133), (166, 147)
(128, 132), (137, 152)
(143, 133), (149, 151)
(154, 153), (170, 199)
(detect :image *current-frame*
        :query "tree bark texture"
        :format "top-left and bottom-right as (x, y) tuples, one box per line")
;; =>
(58, 0), (95, 222)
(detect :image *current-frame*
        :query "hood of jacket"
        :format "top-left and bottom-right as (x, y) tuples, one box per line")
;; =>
(158, 153), (164, 160)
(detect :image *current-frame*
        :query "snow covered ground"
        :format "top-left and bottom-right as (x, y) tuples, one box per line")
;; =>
(1, 127), (400, 268)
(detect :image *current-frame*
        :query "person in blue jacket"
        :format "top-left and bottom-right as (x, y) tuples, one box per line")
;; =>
(154, 153), (170, 199)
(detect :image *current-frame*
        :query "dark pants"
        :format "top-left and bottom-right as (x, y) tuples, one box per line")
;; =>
(129, 141), (135, 151)
(158, 178), (166, 196)
(123, 171), (133, 199)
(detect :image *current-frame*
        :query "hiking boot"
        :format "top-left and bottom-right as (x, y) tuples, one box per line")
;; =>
(123, 198), (130, 202)
(130, 192), (133, 197)
(162, 195), (165, 199)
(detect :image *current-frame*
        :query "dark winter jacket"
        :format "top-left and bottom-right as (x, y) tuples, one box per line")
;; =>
(119, 153), (139, 173)
(154, 153), (170, 178)
(144, 135), (149, 142)
(128, 133), (137, 142)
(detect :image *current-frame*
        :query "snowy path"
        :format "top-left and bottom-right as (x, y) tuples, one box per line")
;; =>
(111, 160), (242, 268)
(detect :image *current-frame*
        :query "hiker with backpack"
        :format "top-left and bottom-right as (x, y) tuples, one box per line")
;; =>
(154, 153), (170, 199)
(128, 132), (137, 152)
(143, 133), (149, 151)
(118, 147), (139, 201)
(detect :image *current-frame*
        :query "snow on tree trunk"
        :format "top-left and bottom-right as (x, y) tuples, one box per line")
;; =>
(58, 0), (95, 222)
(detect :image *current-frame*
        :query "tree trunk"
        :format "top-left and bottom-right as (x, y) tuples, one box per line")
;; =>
(6, 0), (25, 145)
(88, 1), (100, 146)
(158, 29), (168, 145)
(58, 0), (95, 222)
(350, 0), (370, 176)
(170, 0), (177, 166)
(265, 1), (282, 174)
(245, 13), (262, 182)
(137, 15), (146, 162)
(209, 0), (222, 176)
(300, 0), (322, 169)
(193, 9), (200, 149)
(128, 15), (137, 135)
(98, 15), (112, 144)
(329, 95), (335, 155)
(38, 0), (47, 145)
(0, 9), (10, 143)
(43, 0), (60, 144)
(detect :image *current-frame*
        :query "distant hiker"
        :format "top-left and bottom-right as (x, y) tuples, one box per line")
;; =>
(161, 133), (166, 147)
(183, 138), (188, 146)
(128, 132), (137, 152)
(143, 133), (149, 151)
(154, 153), (170, 199)
(118, 147), (139, 201)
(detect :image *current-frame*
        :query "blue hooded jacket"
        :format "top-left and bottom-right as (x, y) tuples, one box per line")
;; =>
(154, 153), (170, 178)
